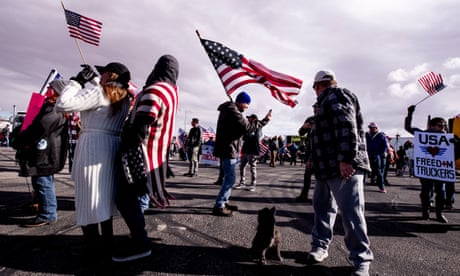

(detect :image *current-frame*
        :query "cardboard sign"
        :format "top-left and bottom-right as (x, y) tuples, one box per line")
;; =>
(413, 131), (456, 182)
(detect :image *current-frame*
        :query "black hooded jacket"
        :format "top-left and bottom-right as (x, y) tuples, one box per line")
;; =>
(14, 101), (68, 176)
(122, 55), (179, 147)
(213, 101), (267, 159)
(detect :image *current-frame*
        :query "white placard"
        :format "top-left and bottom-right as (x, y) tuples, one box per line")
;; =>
(413, 131), (456, 182)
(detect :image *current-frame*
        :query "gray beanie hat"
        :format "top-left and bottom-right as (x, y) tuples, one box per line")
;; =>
(49, 79), (71, 94)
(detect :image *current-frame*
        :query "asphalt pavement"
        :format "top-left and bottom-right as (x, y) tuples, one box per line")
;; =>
(0, 147), (459, 276)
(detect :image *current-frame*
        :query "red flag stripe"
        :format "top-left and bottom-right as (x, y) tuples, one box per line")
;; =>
(418, 72), (445, 96)
(65, 9), (102, 46)
(200, 37), (303, 107)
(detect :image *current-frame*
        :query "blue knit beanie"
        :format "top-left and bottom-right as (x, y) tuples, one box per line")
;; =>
(235, 91), (251, 104)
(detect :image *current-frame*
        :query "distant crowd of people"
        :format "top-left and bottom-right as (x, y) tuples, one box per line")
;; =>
(6, 63), (459, 276)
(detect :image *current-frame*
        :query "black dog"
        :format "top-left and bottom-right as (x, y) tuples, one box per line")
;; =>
(250, 207), (283, 265)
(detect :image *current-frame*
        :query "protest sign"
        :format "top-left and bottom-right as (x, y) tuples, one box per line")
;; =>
(413, 131), (456, 182)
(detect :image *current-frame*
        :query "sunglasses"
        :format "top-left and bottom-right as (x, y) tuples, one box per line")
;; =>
(437, 123), (447, 128)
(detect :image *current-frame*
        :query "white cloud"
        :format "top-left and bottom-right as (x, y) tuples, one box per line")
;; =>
(388, 83), (419, 98)
(444, 57), (460, 69)
(387, 69), (409, 82)
(387, 64), (429, 82)
(447, 74), (460, 88)
(410, 64), (430, 78)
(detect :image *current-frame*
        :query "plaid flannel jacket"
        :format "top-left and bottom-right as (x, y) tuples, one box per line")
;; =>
(311, 86), (370, 180)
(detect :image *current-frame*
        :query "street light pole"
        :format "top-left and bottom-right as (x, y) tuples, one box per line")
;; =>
(395, 132), (400, 149)
(184, 110), (191, 132)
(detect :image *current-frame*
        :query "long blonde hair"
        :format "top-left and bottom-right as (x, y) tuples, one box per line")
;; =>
(101, 72), (130, 115)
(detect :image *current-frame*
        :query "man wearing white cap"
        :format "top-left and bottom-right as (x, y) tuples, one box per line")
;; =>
(308, 70), (373, 275)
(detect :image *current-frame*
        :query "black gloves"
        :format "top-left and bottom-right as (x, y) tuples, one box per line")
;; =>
(71, 64), (97, 88)
(408, 105), (416, 114)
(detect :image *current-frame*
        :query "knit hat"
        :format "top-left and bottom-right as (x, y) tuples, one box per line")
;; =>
(49, 79), (71, 95)
(235, 91), (251, 104)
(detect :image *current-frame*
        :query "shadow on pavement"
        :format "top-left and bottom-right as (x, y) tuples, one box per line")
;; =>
(0, 234), (355, 276)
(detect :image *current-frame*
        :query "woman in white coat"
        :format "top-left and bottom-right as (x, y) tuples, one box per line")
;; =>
(54, 62), (131, 258)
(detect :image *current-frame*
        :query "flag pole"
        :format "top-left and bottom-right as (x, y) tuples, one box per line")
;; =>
(413, 95), (431, 106)
(61, 1), (87, 64)
(38, 69), (59, 95)
(414, 84), (447, 106)
(195, 30), (233, 102)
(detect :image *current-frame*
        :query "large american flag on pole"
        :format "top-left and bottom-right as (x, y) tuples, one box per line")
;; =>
(417, 72), (446, 96)
(199, 36), (303, 107)
(65, 9), (102, 46)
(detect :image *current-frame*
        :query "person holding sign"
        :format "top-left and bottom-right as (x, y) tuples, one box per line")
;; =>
(405, 105), (449, 223)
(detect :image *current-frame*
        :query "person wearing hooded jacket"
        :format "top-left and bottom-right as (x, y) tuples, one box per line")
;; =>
(112, 55), (179, 262)
(235, 114), (263, 192)
(212, 91), (271, 216)
(15, 84), (68, 227)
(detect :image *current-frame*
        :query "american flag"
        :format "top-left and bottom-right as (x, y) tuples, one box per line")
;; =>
(259, 140), (269, 157)
(65, 9), (102, 46)
(177, 128), (186, 148)
(417, 72), (446, 96)
(200, 126), (216, 142)
(199, 37), (303, 107)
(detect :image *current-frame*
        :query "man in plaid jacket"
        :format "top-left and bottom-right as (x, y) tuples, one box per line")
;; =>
(307, 70), (373, 276)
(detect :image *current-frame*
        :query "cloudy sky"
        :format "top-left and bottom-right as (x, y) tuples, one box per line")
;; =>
(1, 0), (460, 138)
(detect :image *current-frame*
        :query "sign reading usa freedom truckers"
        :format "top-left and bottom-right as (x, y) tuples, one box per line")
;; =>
(413, 131), (456, 182)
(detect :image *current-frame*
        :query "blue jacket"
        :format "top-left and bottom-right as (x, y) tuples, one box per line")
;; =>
(365, 131), (388, 157)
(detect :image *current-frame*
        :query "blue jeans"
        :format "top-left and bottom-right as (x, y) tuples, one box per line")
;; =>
(138, 194), (150, 212)
(115, 177), (149, 246)
(311, 171), (373, 267)
(214, 158), (238, 208)
(31, 175), (57, 222)
(370, 154), (386, 190)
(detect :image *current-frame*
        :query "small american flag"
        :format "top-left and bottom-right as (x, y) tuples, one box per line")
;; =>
(65, 9), (102, 46)
(177, 128), (186, 149)
(200, 126), (216, 142)
(259, 140), (269, 157)
(199, 37), (303, 107)
(417, 72), (446, 96)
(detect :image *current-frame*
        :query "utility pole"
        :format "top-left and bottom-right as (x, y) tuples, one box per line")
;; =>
(184, 110), (192, 132)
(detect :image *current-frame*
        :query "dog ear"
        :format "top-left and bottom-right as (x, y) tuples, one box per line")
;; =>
(270, 207), (276, 216)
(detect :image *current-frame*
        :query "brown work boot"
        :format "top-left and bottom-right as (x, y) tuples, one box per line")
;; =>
(212, 206), (233, 217)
